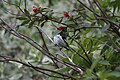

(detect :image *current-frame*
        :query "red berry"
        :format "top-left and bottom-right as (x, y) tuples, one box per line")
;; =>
(33, 8), (38, 13)
(57, 26), (65, 30)
(64, 11), (70, 18)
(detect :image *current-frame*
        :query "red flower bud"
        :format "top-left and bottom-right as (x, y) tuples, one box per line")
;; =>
(64, 11), (70, 18)
(32, 6), (41, 13)
(57, 26), (65, 30)
(33, 8), (38, 13)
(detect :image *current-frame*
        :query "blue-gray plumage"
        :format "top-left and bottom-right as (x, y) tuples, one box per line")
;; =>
(53, 34), (69, 49)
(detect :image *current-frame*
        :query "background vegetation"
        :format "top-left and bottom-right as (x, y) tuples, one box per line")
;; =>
(0, 0), (120, 80)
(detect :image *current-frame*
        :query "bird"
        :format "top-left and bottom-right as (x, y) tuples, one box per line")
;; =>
(53, 34), (69, 49)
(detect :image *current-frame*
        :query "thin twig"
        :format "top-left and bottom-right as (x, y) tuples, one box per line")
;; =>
(68, 36), (92, 66)
(0, 18), (86, 74)
(0, 55), (75, 79)
(77, 0), (100, 17)
(93, 0), (108, 18)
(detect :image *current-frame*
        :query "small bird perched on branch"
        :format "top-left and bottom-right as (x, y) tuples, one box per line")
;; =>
(53, 34), (69, 50)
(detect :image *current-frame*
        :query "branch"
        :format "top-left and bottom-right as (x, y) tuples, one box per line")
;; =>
(0, 18), (86, 75)
(77, 0), (100, 17)
(93, 0), (108, 18)
(0, 55), (75, 79)
(68, 36), (92, 66)
(77, 0), (120, 37)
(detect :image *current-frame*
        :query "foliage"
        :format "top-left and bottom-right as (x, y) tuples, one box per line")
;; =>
(0, 0), (120, 80)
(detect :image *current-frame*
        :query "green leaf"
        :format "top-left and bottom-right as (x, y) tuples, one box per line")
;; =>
(109, 71), (120, 77)
(100, 44), (109, 54)
(41, 8), (48, 12)
(55, 67), (70, 73)
(73, 54), (81, 64)
(110, 0), (120, 12)
(24, 9), (30, 15)
(28, 21), (35, 28)
(16, 17), (28, 20)
(21, 19), (30, 26)
(99, 60), (110, 65)
(91, 58), (100, 71)
(97, 71), (109, 79)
